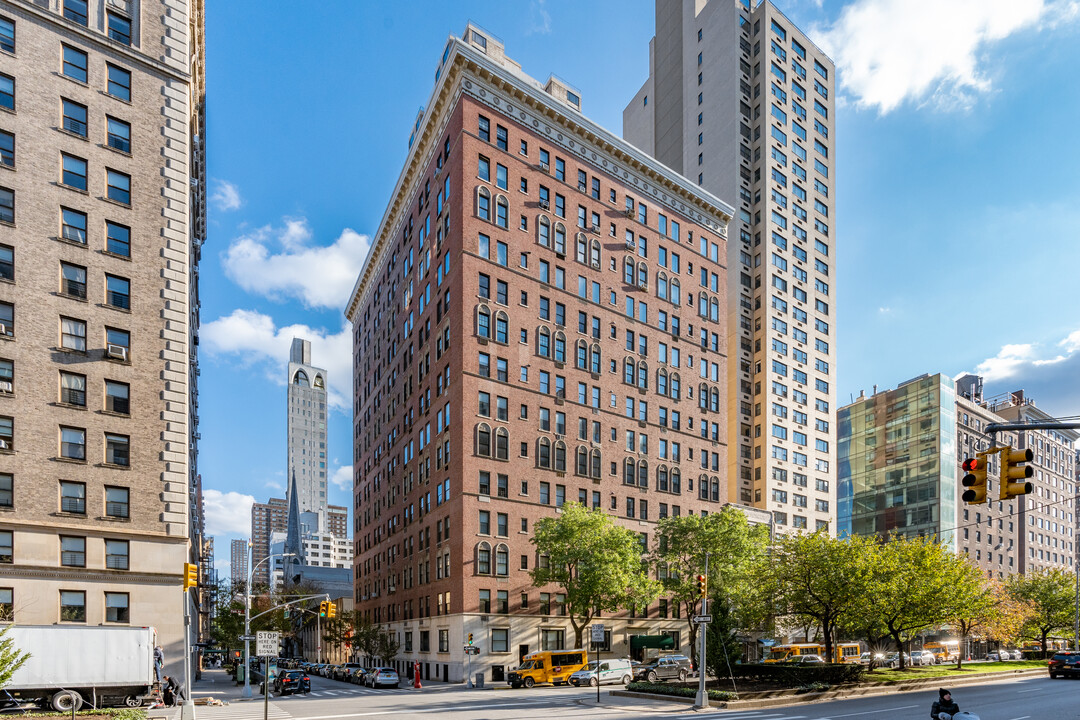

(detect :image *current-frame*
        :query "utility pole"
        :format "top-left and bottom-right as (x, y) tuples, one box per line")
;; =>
(694, 553), (710, 710)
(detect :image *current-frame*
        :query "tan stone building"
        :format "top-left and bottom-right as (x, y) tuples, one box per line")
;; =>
(623, 1), (837, 533)
(346, 25), (738, 683)
(0, 0), (204, 680)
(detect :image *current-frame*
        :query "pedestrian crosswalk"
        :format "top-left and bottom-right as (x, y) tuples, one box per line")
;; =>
(192, 700), (292, 720)
(675, 712), (808, 720)
(291, 687), (412, 698)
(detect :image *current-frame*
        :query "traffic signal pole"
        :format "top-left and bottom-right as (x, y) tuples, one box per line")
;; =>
(694, 553), (709, 710)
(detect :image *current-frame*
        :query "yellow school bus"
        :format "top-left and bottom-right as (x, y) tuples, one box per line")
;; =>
(834, 643), (862, 664)
(506, 650), (588, 688)
(763, 643), (823, 663)
(925, 641), (959, 663)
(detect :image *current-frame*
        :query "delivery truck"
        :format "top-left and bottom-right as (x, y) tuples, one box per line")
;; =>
(2, 625), (157, 711)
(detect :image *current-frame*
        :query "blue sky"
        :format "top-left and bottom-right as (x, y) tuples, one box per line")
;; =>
(200, 0), (1080, 575)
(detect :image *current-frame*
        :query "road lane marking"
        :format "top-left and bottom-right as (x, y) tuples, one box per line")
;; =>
(808, 706), (918, 719)
(1005, 716), (1031, 719)
(294, 700), (582, 719)
(1016, 688), (1040, 693)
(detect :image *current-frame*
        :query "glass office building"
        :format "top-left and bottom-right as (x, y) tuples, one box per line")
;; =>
(837, 374), (956, 551)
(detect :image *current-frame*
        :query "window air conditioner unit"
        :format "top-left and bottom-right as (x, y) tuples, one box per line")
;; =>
(638, 281), (648, 291)
(624, 208), (634, 218)
(539, 199), (550, 210)
(539, 161), (550, 172)
(591, 224), (601, 234)
(0, 439), (8, 450)
(0, 324), (8, 336)
(107, 344), (128, 361)
(0, 381), (11, 393)
(590, 260), (600, 270)
(625, 239), (635, 250)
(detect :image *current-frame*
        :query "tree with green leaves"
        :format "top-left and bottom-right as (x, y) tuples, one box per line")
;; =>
(350, 612), (381, 662)
(704, 594), (742, 691)
(530, 502), (661, 648)
(859, 535), (974, 670)
(0, 624), (30, 690)
(945, 559), (996, 670)
(1007, 568), (1075, 654)
(651, 507), (769, 665)
(375, 627), (400, 665)
(768, 530), (877, 665)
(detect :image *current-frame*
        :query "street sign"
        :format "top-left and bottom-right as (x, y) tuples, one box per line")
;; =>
(591, 623), (605, 643)
(693, 615), (712, 624)
(462, 645), (481, 655)
(256, 630), (280, 657)
(238, 634), (256, 642)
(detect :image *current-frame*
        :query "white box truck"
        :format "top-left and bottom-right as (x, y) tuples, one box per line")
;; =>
(2, 626), (157, 711)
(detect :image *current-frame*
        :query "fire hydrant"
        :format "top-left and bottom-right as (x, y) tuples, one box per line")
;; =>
(413, 661), (422, 689)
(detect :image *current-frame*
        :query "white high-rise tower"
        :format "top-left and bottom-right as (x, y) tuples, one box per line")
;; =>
(286, 338), (328, 535)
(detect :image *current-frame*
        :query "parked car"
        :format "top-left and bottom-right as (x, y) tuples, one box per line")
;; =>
(273, 671), (310, 696)
(632, 655), (694, 683)
(333, 664), (362, 682)
(349, 668), (370, 685)
(882, 652), (912, 669)
(787, 654), (826, 664)
(910, 650), (936, 666)
(857, 651), (886, 666)
(365, 667), (400, 688)
(1048, 651), (1080, 678)
(986, 651), (1002, 662)
(568, 659), (634, 687)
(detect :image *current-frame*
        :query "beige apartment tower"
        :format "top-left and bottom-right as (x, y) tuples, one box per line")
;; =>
(624, 0), (837, 532)
(347, 25), (736, 683)
(0, 0), (205, 680)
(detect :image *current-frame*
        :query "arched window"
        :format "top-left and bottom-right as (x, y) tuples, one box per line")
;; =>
(624, 357), (635, 385)
(494, 311), (508, 344)
(711, 476), (721, 502)
(637, 361), (648, 390)
(671, 372), (681, 400)
(538, 438), (551, 468)
(495, 428), (509, 460)
(293, 369), (309, 386)
(576, 446), (589, 476)
(699, 383), (709, 410)
(590, 344), (602, 374)
(590, 449), (602, 479)
(477, 305), (491, 338)
(623, 257), (634, 285)
(477, 424), (491, 457)
(710, 387), (720, 413)
(538, 326), (551, 357)
(637, 262), (648, 288)
(477, 187), (491, 221)
(477, 542), (491, 575)
(671, 468), (681, 494)
(496, 196), (508, 228)
(495, 544), (509, 576)
(657, 271), (668, 301)
(623, 457), (635, 485)
(637, 460), (648, 487)
(590, 239), (601, 268)
(313, 374), (324, 389)
(658, 465), (669, 492)
(699, 293), (709, 318)
(657, 368), (668, 396)
(710, 297), (720, 322)
(538, 216), (551, 247)
(699, 474), (709, 500)
(575, 233), (588, 264)
(670, 278), (681, 305)
(576, 340), (588, 370)
(553, 331), (566, 363)
(554, 441), (566, 473)
(554, 223), (566, 256)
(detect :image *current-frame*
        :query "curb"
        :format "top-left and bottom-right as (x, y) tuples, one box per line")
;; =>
(610, 668), (1048, 710)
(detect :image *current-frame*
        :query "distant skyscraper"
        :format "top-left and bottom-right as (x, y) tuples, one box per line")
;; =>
(624, 0), (837, 532)
(230, 538), (249, 588)
(250, 497), (287, 587)
(287, 339), (329, 534)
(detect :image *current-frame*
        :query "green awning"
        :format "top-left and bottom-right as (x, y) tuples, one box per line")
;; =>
(630, 634), (675, 651)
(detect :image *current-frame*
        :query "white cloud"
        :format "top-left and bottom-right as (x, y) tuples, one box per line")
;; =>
(962, 327), (1080, 418)
(203, 489), (255, 538)
(201, 309), (353, 410)
(817, 0), (1077, 114)
(330, 464), (353, 492)
(210, 180), (242, 212)
(222, 218), (371, 311)
(974, 343), (1037, 381)
(526, 0), (551, 35)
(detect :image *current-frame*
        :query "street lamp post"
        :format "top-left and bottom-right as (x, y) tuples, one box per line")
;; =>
(242, 551), (295, 700)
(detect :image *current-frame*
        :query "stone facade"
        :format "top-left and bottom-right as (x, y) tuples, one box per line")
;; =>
(0, 0), (203, 681)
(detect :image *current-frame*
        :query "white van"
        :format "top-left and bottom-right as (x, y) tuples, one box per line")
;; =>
(568, 658), (634, 687)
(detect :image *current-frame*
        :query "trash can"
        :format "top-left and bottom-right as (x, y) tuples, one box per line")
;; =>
(474, 672), (485, 689)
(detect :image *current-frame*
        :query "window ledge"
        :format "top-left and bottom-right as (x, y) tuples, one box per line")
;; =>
(54, 235), (89, 250)
(57, 292), (89, 303)
(99, 410), (131, 419)
(56, 347), (88, 355)
(101, 250), (132, 262)
(0, 107), (14, 117)
(101, 197), (132, 210)
(58, 182), (89, 195)
(54, 456), (87, 465)
(99, 462), (130, 471)
(57, 128), (90, 143)
(55, 402), (88, 411)
(99, 303), (131, 314)
(101, 144), (133, 159)
(97, 515), (131, 522)
(101, 90), (133, 106)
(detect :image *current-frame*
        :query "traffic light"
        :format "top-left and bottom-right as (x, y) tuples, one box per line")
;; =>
(961, 452), (989, 505)
(183, 562), (198, 589)
(319, 601), (328, 618)
(1000, 446), (1034, 500)
(696, 574), (707, 598)
(327, 602), (337, 619)
(467, 633), (473, 645)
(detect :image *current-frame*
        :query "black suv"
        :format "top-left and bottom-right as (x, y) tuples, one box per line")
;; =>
(633, 655), (693, 683)
(274, 670), (311, 695)
(1048, 651), (1080, 679)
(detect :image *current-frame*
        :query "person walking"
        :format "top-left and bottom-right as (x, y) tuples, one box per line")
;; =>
(930, 688), (961, 720)
(154, 645), (164, 682)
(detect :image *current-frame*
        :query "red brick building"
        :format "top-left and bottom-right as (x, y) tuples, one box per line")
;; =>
(346, 25), (735, 683)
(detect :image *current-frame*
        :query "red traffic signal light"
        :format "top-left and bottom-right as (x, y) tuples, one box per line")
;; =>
(961, 453), (989, 505)
(962, 457), (981, 472)
(696, 574), (707, 598)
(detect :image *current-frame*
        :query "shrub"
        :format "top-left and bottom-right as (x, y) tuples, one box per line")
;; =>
(626, 681), (736, 702)
(727, 663), (864, 685)
(796, 681), (831, 693)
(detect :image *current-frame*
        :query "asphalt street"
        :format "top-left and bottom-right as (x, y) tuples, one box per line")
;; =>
(176, 667), (1079, 720)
